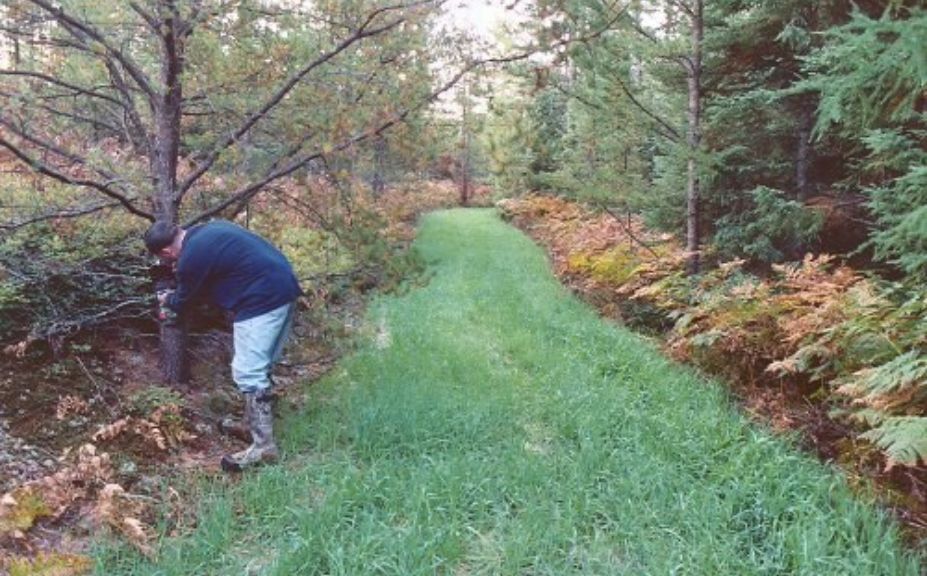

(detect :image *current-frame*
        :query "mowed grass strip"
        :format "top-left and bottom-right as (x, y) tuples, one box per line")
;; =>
(98, 209), (921, 575)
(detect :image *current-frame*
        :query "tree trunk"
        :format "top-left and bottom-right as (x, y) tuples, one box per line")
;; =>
(795, 97), (814, 202)
(459, 84), (472, 207)
(152, 7), (189, 386)
(459, 133), (471, 206)
(685, 0), (703, 276)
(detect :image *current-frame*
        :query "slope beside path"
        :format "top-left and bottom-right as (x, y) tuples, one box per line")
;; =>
(100, 208), (920, 575)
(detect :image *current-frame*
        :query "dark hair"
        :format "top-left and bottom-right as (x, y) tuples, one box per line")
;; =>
(143, 221), (179, 254)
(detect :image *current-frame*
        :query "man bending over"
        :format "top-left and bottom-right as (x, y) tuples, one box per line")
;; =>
(144, 219), (301, 472)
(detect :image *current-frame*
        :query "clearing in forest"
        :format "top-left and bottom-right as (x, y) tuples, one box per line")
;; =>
(99, 209), (921, 574)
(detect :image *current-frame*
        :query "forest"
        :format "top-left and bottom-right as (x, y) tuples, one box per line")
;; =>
(0, 0), (925, 573)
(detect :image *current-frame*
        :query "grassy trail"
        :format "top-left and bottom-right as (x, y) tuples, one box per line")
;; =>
(100, 209), (920, 575)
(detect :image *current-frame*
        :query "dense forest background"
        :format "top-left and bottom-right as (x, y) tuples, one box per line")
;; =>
(1, 0), (926, 560)
(479, 0), (927, 469)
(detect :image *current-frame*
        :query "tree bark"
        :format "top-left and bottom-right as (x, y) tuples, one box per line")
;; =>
(458, 82), (472, 207)
(459, 134), (471, 206)
(685, 0), (703, 276)
(153, 264), (189, 385)
(152, 4), (189, 386)
(795, 97), (814, 202)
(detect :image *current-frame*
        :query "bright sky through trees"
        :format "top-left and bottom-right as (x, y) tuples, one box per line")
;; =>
(446, 0), (503, 39)
(441, 0), (517, 41)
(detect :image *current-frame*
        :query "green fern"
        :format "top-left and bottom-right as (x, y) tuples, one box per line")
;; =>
(845, 350), (927, 405)
(860, 416), (927, 467)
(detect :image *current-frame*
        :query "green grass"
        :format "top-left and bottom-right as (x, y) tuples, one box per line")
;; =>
(97, 209), (922, 575)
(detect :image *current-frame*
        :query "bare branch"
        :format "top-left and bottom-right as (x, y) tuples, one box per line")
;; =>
(550, 81), (605, 110)
(101, 60), (152, 154)
(0, 115), (98, 167)
(185, 1), (630, 223)
(666, 0), (696, 19)
(264, 185), (338, 233)
(626, 17), (659, 43)
(27, 297), (152, 343)
(612, 74), (680, 141)
(597, 203), (660, 258)
(128, 1), (160, 32)
(0, 201), (121, 231)
(188, 79), (461, 223)
(182, 69), (266, 103)
(0, 90), (122, 135)
(572, 36), (680, 141)
(185, 152), (323, 225)
(218, 130), (323, 218)
(0, 134), (152, 221)
(675, 54), (694, 73)
(178, 0), (437, 199)
(23, 0), (157, 102)
(550, 77), (676, 140)
(0, 70), (123, 106)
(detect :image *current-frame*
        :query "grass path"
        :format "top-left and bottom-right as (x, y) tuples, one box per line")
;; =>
(100, 209), (920, 575)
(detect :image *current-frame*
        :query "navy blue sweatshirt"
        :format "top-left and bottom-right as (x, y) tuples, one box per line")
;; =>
(166, 220), (301, 321)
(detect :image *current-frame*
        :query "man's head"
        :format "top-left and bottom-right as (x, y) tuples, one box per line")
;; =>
(144, 221), (182, 262)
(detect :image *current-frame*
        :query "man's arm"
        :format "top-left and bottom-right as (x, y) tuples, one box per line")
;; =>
(166, 252), (210, 314)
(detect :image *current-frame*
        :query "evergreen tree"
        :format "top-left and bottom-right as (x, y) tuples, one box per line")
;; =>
(805, 6), (927, 277)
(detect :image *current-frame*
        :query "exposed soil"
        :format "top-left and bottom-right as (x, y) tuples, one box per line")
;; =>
(0, 293), (363, 566)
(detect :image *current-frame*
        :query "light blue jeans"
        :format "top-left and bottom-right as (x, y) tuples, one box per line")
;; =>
(231, 302), (296, 394)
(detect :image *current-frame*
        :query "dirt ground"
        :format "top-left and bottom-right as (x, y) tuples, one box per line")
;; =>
(0, 296), (359, 568)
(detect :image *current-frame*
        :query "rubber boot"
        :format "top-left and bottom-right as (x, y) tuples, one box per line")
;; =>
(220, 391), (279, 472)
(217, 385), (278, 442)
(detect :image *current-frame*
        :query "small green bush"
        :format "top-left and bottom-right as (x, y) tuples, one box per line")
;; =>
(713, 186), (823, 264)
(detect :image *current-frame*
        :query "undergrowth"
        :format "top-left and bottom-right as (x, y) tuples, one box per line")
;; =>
(499, 194), (927, 471)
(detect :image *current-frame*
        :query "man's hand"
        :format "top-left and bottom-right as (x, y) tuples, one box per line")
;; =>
(156, 289), (177, 322)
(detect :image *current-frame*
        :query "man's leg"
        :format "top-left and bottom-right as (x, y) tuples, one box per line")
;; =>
(270, 302), (296, 365)
(221, 302), (295, 472)
(266, 302), (296, 387)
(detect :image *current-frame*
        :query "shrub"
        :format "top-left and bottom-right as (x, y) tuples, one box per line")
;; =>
(500, 194), (927, 467)
(713, 186), (823, 264)
(0, 216), (149, 352)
